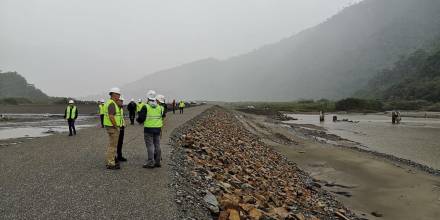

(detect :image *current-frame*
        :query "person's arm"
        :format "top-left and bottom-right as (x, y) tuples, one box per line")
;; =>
(136, 105), (147, 124)
(64, 108), (67, 119)
(162, 105), (167, 118)
(108, 103), (118, 127)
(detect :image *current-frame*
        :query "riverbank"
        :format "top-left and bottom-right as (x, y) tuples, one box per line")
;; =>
(170, 106), (358, 220)
(234, 110), (440, 220)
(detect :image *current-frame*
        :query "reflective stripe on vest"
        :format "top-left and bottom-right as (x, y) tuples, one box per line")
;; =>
(144, 104), (163, 128)
(66, 106), (77, 120)
(103, 99), (122, 127)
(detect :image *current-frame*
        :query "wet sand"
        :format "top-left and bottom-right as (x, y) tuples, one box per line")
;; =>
(235, 111), (440, 220)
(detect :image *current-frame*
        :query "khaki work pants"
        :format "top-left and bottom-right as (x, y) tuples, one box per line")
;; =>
(106, 127), (120, 166)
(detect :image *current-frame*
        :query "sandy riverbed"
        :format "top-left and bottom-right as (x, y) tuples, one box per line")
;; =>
(235, 111), (440, 220)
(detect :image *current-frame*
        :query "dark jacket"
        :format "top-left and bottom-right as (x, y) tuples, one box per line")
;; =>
(127, 101), (137, 113)
(64, 105), (78, 120)
(136, 103), (166, 134)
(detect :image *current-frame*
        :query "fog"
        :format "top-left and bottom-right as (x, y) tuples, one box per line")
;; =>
(0, 0), (361, 97)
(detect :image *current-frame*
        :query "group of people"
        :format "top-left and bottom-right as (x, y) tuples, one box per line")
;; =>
(65, 88), (188, 170)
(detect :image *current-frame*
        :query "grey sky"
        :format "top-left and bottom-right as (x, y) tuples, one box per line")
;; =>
(0, 0), (361, 97)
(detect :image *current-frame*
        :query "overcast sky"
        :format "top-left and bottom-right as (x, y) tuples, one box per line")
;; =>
(0, 0), (362, 97)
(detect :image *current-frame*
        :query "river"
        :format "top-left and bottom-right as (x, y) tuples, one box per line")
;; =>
(0, 114), (96, 140)
(286, 113), (440, 170)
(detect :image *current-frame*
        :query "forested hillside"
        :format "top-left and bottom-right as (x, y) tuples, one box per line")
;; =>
(357, 46), (440, 102)
(120, 0), (440, 101)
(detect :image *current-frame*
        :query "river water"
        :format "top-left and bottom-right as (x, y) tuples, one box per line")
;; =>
(0, 114), (96, 140)
(286, 113), (440, 170)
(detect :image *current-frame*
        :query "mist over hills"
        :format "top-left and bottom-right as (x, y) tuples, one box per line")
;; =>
(117, 0), (440, 102)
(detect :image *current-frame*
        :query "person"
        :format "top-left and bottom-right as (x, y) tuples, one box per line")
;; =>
(172, 99), (176, 114)
(179, 100), (185, 114)
(98, 99), (105, 128)
(127, 98), (137, 125)
(319, 111), (325, 122)
(64, 100), (78, 136)
(116, 96), (127, 162)
(156, 94), (168, 113)
(136, 99), (144, 113)
(396, 111), (401, 124)
(392, 110), (397, 124)
(103, 87), (123, 170)
(137, 90), (166, 168)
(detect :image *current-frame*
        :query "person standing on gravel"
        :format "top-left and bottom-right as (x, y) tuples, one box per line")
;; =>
(127, 98), (137, 125)
(98, 99), (105, 128)
(136, 99), (144, 113)
(103, 87), (123, 170)
(137, 90), (166, 168)
(178, 100), (185, 114)
(116, 96), (127, 162)
(64, 100), (78, 136)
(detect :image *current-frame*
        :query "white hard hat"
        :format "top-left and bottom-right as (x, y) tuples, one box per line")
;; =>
(99, 99), (105, 103)
(119, 96), (125, 101)
(109, 87), (121, 95)
(147, 90), (156, 100)
(138, 99), (142, 102)
(156, 94), (165, 104)
(68, 100), (74, 104)
(130, 98), (135, 102)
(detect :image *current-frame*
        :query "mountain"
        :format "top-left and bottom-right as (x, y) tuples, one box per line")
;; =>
(0, 71), (49, 101)
(121, 0), (440, 102)
(356, 46), (440, 102)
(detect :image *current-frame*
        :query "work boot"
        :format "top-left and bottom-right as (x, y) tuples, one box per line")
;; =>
(142, 163), (155, 169)
(154, 163), (161, 168)
(117, 157), (127, 162)
(106, 164), (120, 170)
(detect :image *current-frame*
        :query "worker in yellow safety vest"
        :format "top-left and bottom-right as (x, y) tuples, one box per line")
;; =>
(136, 90), (166, 168)
(103, 87), (123, 170)
(64, 100), (78, 136)
(116, 96), (127, 162)
(178, 101), (185, 114)
(98, 99), (105, 128)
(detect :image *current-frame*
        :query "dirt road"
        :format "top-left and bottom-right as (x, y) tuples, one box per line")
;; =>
(0, 105), (210, 220)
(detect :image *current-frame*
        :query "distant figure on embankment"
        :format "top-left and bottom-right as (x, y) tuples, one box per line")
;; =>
(319, 111), (325, 122)
(64, 100), (78, 136)
(98, 99), (105, 128)
(392, 110), (401, 124)
(179, 100), (185, 114)
(172, 99), (176, 114)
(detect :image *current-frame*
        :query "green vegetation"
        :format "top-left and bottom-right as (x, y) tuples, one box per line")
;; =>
(335, 98), (383, 112)
(236, 99), (336, 113)
(356, 43), (440, 111)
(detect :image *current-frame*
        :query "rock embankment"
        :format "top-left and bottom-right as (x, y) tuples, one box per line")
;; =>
(170, 106), (358, 220)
